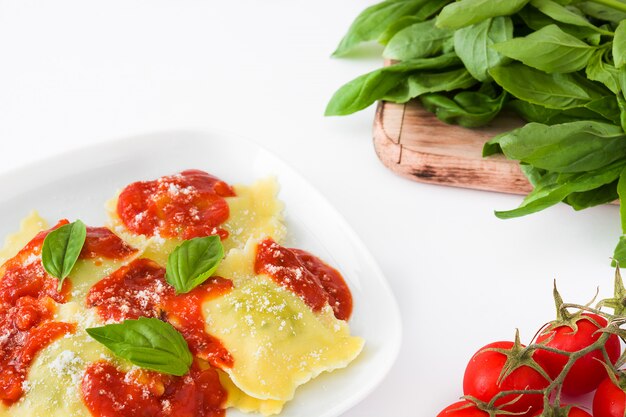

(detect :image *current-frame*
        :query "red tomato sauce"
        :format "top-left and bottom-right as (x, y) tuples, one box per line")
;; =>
(116, 170), (236, 240)
(0, 222), (75, 405)
(81, 360), (226, 417)
(86, 258), (233, 368)
(81, 227), (138, 260)
(254, 238), (353, 320)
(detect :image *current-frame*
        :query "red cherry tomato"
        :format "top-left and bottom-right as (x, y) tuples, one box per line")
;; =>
(532, 406), (592, 417)
(593, 376), (626, 417)
(437, 401), (489, 417)
(463, 341), (549, 417)
(534, 313), (621, 396)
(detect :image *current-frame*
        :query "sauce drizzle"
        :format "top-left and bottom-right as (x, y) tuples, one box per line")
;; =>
(254, 238), (353, 320)
(116, 170), (236, 240)
(81, 361), (226, 417)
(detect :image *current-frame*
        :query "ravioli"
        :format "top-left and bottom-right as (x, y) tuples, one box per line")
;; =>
(205, 241), (364, 402)
(106, 177), (286, 265)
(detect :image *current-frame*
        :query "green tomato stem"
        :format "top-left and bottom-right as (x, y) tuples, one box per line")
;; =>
(587, 0), (626, 13)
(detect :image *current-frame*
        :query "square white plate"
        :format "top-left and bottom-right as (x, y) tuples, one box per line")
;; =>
(0, 130), (402, 417)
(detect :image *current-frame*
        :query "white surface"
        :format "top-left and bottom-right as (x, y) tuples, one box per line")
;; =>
(0, 1), (620, 416)
(0, 132), (401, 417)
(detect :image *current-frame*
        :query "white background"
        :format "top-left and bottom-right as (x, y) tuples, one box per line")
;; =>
(0, 1), (619, 415)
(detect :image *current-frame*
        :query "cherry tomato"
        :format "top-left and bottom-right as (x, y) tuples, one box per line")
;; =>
(437, 401), (488, 417)
(532, 406), (592, 417)
(593, 376), (626, 417)
(534, 313), (620, 396)
(463, 341), (549, 417)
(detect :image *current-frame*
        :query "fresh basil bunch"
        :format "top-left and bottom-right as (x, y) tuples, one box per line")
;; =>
(327, 0), (626, 263)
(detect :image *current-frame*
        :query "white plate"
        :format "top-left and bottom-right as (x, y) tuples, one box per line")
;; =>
(0, 130), (402, 417)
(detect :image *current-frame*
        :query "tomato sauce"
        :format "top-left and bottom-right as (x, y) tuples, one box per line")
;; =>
(86, 258), (233, 368)
(0, 223), (75, 405)
(81, 227), (137, 260)
(116, 170), (236, 240)
(254, 238), (353, 320)
(81, 361), (226, 417)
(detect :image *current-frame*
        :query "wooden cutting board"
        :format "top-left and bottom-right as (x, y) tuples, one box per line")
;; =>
(373, 99), (533, 195)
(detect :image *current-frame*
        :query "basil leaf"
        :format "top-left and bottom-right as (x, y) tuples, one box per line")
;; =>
(454, 17), (513, 81)
(383, 68), (477, 103)
(586, 49), (621, 94)
(436, 0), (529, 29)
(520, 164), (548, 187)
(495, 160), (626, 219)
(490, 63), (608, 110)
(492, 24), (595, 74)
(507, 100), (606, 125)
(332, 0), (429, 56)
(420, 89), (507, 127)
(379, 16), (423, 45)
(577, 1), (626, 23)
(325, 53), (462, 116)
(383, 19), (453, 60)
(86, 318), (193, 376)
(565, 181), (618, 210)
(166, 235), (224, 294)
(614, 21), (626, 69)
(530, 0), (603, 32)
(618, 167), (626, 233)
(486, 121), (626, 173)
(42, 220), (87, 290)
(614, 236), (626, 266)
(585, 96), (622, 125)
(517, 7), (599, 39)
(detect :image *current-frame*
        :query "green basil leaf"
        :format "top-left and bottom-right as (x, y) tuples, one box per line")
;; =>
(325, 53), (462, 116)
(383, 19), (453, 60)
(495, 160), (626, 219)
(332, 0), (429, 56)
(486, 121), (626, 173)
(492, 24), (595, 74)
(565, 181), (618, 210)
(508, 100), (605, 124)
(614, 21), (626, 69)
(166, 235), (224, 294)
(420, 89), (507, 127)
(530, 0), (604, 32)
(586, 49), (621, 94)
(378, 0), (453, 44)
(436, 0), (529, 29)
(383, 68), (477, 103)
(577, 1), (626, 23)
(585, 96), (622, 124)
(490, 62), (608, 110)
(517, 7), (599, 39)
(454, 17), (513, 81)
(379, 16), (423, 45)
(618, 167), (626, 233)
(520, 164), (548, 187)
(614, 236), (626, 266)
(86, 318), (193, 376)
(42, 220), (87, 290)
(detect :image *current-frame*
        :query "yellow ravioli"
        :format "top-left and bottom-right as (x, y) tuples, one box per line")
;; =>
(106, 177), (286, 266)
(204, 276), (363, 401)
